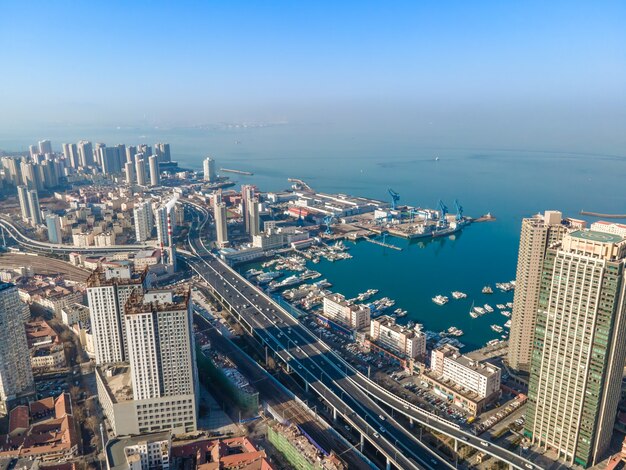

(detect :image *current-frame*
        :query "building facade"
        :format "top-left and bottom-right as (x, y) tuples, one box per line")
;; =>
(525, 229), (626, 467)
(370, 315), (426, 359)
(323, 293), (371, 330)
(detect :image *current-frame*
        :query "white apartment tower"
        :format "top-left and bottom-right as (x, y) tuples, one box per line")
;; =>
(248, 197), (261, 237)
(86, 266), (146, 365)
(213, 193), (228, 247)
(134, 201), (154, 242)
(0, 282), (35, 415)
(148, 155), (160, 186)
(16, 185), (31, 221)
(203, 157), (216, 182)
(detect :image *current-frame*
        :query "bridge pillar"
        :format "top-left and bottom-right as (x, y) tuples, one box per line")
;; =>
(360, 433), (364, 452)
(386, 457), (391, 470)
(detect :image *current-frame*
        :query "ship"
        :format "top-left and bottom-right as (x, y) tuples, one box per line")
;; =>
(268, 275), (300, 291)
(432, 295), (449, 306)
(256, 271), (282, 284)
(500, 310), (511, 318)
(482, 285), (494, 294)
(491, 324), (504, 333)
(245, 268), (263, 279)
(506, 302), (514, 308)
(483, 304), (494, 313)
(504, 319), (512, 328)
(496, 304), (506, 310)
(451, 291), (467, 300)
(474, 306), (486, 315)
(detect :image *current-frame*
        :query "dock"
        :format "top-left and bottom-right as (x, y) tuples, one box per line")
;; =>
(580, 210), (626, 219)
(364, 236), (402, 251)
(220, 168), (254, 176)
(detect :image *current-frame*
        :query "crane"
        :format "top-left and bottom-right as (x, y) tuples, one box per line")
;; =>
(438, 200), (448, 224)
(323, 215), (335, 235)
(454, 199), (464, 221)
(388, 188), (400, 210)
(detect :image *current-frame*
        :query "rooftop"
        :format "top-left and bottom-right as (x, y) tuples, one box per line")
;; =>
(106, 431), (171, 470)
(125, 288), (190, 315)
(86, 266), (145, 288)
(0, 282), (15, 293)
(569, 229), (624, 244)
(97, 363), (133, 403)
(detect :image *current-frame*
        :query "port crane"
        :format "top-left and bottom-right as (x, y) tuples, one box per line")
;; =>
(454, 199), (464, 221)
(388, 188), (400, 210)
(438, 200), (449, 226)
(323, 215), (335, 235)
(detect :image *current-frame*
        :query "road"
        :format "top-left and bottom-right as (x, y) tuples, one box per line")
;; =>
(194, 305), (373, 469)
(183, 200), (537, 470)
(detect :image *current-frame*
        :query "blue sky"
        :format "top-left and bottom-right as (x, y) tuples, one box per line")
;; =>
(1, 1), (624, 151)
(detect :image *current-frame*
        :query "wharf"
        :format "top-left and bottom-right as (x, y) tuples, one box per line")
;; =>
(364, 236), (402, 251)
(580, 210), (626, 219)
(220, 168), (253, 176)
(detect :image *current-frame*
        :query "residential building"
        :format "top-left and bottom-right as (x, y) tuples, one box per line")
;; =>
(241, 185), (254, 235)
(46, 214), (63, 244)
(155, 143), (171, 163)
(25, 320), (66, 371)
(86, 266), (147, 365)
(203, 157), (216, 182)
(124, 161), (135, 184)
(77, 140), (94, 167)
(430, 344), (501, 399)
(508, 211), (571, 372)
(61, 303), (91, 327)
(133, 201), (154, 242)
(525, 228), (626, 467)
(38, 140), (52, 155)
(0, 283), (35, 415)
(135, 156), (147, 186)
(369, 315), (425, 359)
(214, 201), (229, 248)
(148, 155), (160, 186)
(248, 197), (260, 237)
(590, 221), (626, 238)
(105, 431), (171, 470)
(17, 185), (31, 221)
(27, 190), (42, 225)
(97, 288), (198, 436)
(322, 293), (371, 330)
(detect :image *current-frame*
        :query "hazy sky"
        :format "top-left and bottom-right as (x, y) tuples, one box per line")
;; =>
(1, 1), (625, 152)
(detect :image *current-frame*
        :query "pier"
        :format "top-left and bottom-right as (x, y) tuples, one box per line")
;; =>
(220, 168), (254, 175)
(365, 236), (402, 251)
(580, 210), (626, 219)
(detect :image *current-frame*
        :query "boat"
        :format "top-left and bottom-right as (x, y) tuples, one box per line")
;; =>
(483, 304), (494, 313)
(447, 326), (464, 337)
(491, 324), (504, 333)
(432, 295), (449, 306)
(470, 311), (479, 319)
(482, 285), (494, 294)
(268, 275), (301, 291)
(504, 319), (512, 328)
(256, 271), (282, 284)
(474, 306), (486, 315)
(506, 302), (514, 308)
(300, 269), (321, 280)
(357, 289), (378, 302)
(245, 268), (263, 279)
(500, 310), (511, 318)
(451, 291), (467, 300)
(394, 308), (408, 317)
(496, 304), (506, 310)
(486, 339), (501, 347)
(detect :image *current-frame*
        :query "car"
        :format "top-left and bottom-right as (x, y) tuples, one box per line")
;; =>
(461, 436), (469, 441)
(379, 415), (385, 420)
(403, 404), (409, 410)
(430, 459), (438, 465)
(344, 425), (351, 431)
(524, 465), (533, 470)
(480, 440), (490, 447)
(379, 426), (386, 433)
(373, 432), (380, 438)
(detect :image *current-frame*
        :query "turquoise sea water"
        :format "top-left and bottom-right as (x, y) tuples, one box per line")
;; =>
(2, 125), (625, 349)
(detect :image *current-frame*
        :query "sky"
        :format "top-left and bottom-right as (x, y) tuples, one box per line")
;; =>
(1, 1), (625, 153)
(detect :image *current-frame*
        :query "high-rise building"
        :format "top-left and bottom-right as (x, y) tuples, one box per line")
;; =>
(248, 197), (260, 237)
(2, 157), (21, 185)
(96, 288), (197, 435)
(38, 140), (52, 155)
(94, 143), (106, 167)
(27, 190), (42, 226)
(101, 147), (121, 175)
(155, 198), (177, 249)
(28, 145), (38, 159)
(203, 157), (216, 182)
(124, 161), (135, 184)
(40, 160), (59, 188)
(241, 185), (255, 235)
(213, 196), (228, 248)
(525, 228), (626, 467)
(134, 201), (153, 242)
(0, 282), (35, 415)
(61, 143), (70, 161)
(86, 266), (147, 365)
(17, 185), (31, 221)
(154, 143), (171, 163)
(148, 155), (160, 186)
(67, 143), (79, 169)
(78, 140), (94, 167)
(46, 214), (63, 244)
(126, 145), (137, 164)
(507, 211), (571, 372)
(135, 156), (147, 186)
(20, 161), (41, 190)
(125, 289), (198, 417)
